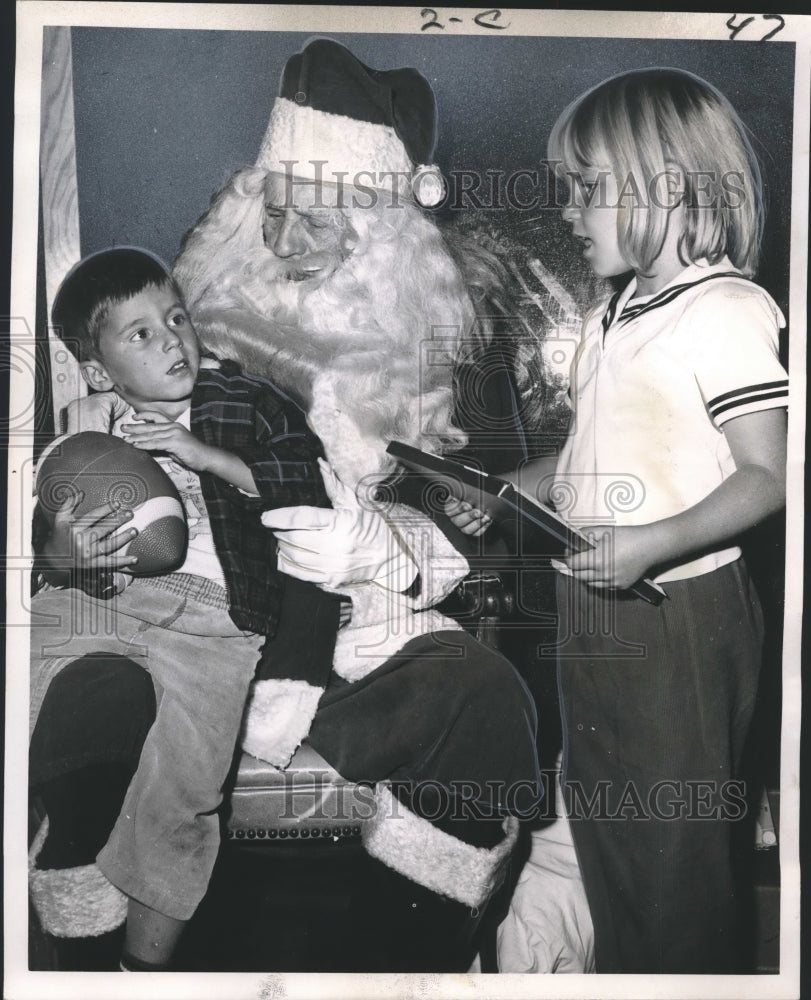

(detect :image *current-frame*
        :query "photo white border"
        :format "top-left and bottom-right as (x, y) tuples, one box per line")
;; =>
(7, 4), (808, 999)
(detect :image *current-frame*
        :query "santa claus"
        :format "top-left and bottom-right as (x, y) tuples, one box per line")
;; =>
(173, 36), (545, 956)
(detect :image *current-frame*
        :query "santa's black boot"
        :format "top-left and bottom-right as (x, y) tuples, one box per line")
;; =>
(359, 856), (490, 972)
(358, 784), (520, 972)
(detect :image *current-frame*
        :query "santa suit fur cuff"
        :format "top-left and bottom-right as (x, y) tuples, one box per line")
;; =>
(362, 785), (519, 909)
(28, 818), (128, 938)
(241, 677), (324, 768)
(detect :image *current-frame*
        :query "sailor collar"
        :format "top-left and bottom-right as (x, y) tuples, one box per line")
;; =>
(600, 260), (755, 344)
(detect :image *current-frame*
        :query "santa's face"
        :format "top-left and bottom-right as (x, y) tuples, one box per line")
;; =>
(262, 172), (357, 286)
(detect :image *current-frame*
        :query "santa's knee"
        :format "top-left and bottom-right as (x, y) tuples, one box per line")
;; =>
(440, 635), (539, 746)
(444, 628), (530, 689)
(409, 644), (542, 820)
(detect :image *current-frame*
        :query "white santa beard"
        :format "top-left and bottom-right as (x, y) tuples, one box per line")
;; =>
(187, 246), (341, 406)
(191, 245), (460, 485)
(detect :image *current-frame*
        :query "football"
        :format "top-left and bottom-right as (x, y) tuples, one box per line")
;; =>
(36, 431), (188, 576)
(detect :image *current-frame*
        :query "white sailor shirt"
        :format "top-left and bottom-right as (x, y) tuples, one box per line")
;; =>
(555, 257), (788, 583)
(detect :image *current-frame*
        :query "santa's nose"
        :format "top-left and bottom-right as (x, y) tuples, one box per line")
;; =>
(268, 214), (307, 258)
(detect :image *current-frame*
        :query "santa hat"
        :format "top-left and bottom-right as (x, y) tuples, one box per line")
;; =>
(256, 37), (446, 208)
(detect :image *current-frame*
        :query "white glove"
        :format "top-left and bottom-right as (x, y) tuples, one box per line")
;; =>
(65, 391), (129, 435)
(261, 459), (418, 592)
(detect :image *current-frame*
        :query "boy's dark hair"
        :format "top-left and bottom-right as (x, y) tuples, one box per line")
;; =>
(52, 247), (182, 362)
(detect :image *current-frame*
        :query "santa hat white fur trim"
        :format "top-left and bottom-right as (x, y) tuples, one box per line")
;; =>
(256, 98), (414, 194)
(362, 785), (519, 909)
(241, 677), (324, 769)
(28, 818), (128, 938)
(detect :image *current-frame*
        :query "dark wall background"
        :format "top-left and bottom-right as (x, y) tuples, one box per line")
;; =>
(69, 28), (795, 321)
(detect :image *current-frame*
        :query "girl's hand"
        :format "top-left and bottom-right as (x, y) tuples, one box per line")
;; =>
(121, 411), (214, 471)
(42, 493), (139, 574)
(563, 524), (657, 590)
(443, 497), (493, 537)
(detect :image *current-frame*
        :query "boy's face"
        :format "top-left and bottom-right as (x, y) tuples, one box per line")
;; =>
(83, 283), (200, 414)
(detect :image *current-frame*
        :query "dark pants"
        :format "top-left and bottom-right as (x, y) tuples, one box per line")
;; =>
(309, 629), (542, 820)
(556, 561), (763, 973)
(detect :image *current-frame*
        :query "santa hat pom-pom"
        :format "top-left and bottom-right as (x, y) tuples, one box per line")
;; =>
(412, 164), (446, 209)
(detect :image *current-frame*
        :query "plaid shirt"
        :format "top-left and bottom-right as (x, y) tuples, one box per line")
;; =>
(190, 358), (331, 636)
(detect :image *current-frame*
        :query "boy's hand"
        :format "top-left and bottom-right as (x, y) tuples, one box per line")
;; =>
(121, 411), (213, 471)
(42, 493), (139, 574)
(561, 524), (656, 590)
(443, 497), (493, 537)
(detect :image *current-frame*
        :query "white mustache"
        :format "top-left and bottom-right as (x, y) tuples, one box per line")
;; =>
(246, 248), (346, 281)
(281, 251), (344, 282)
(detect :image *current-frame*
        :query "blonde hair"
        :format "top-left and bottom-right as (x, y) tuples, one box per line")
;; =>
(548, 68), (764, 276)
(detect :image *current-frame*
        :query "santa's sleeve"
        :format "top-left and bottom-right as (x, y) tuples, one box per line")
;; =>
(241, 577), (340, 769)
(691, 283), (788, 429)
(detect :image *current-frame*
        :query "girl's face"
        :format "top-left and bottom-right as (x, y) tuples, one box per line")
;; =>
(561, 167), (631, 280)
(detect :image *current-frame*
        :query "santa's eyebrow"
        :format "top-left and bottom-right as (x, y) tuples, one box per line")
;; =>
(264, 204), (335, 225)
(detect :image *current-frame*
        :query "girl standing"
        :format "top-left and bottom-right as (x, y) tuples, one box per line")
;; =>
(545, 67), (788, 973)
(451, 67), (788, 973)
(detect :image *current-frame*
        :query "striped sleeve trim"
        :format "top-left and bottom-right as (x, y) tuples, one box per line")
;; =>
(707, 380), (788, 423)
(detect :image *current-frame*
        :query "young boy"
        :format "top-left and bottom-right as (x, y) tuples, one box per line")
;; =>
(29, 247), (339, 970)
